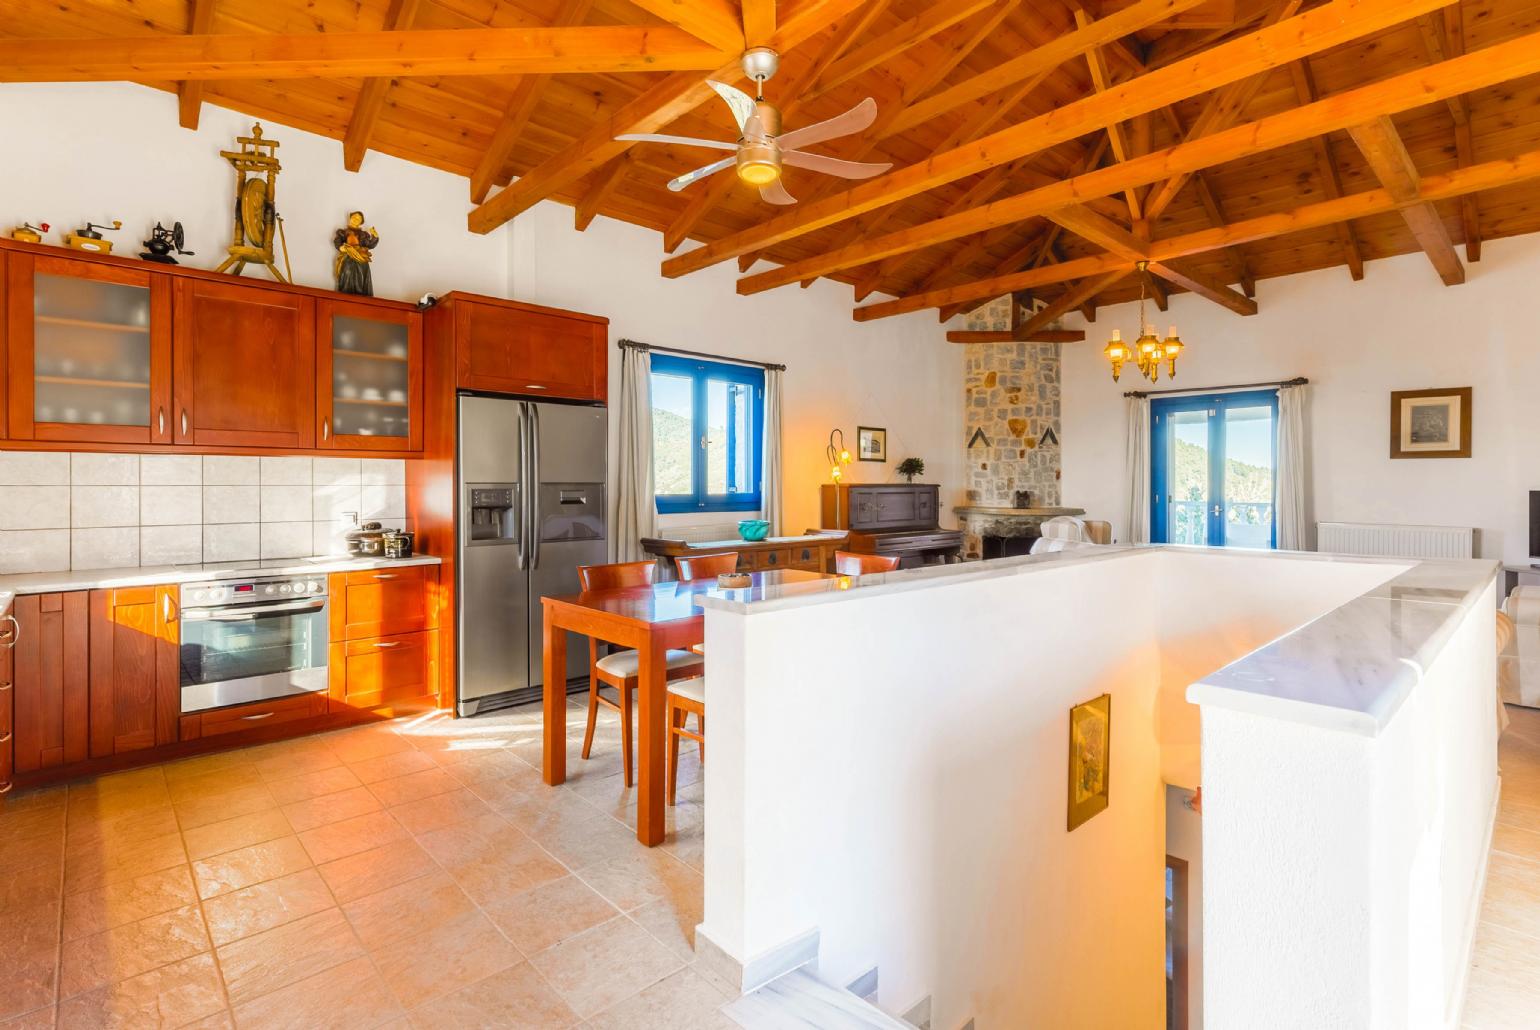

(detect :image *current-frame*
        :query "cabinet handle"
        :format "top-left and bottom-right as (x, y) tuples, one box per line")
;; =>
(0, 681), (11, 692)
(163, 593), (174, 623)
(1, 614), (18, 650)
(0, 782), (11, 795)
(180, 409), (189, 436)
(240, 711), (276, 721)
(0, 731), (11, 744)
(373, 573), (397, 580)
(322, 418), (330, 441)
(525, 384), (547, 390)
(158, 407), (166, 436)
(373, 641), (401, 648)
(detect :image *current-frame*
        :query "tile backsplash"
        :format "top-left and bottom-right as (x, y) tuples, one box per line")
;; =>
(0, 452), (408, 574)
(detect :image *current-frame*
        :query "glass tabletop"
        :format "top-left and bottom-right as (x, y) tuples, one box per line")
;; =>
(549, 569), (832, 624)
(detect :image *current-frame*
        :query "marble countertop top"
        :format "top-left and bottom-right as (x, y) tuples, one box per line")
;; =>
(952, 506), (1086, 516)
(0, 554), (442, 596)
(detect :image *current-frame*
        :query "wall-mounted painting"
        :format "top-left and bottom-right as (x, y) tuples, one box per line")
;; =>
(857, 426), (887, 462)
(1067, 693), (1111, 831)
(1390, 387), (1472, 459)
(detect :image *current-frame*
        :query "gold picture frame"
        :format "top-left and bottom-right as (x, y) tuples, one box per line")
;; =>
(1067, 693), (1111, 831)
(1390, 387), (1472, 459)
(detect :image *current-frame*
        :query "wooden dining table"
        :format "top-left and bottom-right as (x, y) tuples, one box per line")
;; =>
(542, 568), (832, 846)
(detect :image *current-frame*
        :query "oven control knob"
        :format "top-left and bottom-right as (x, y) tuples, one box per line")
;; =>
(293, 580), (307, 593)
(308, 581), (321, 593)
(279, 584), (291, 594)
(189, 589), (203, 603)
(264, 585), (275, 595)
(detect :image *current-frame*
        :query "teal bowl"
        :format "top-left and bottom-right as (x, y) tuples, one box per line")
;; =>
(738, 519), (771, 542)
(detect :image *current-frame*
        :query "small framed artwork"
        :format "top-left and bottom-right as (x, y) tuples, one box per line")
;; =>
(1067, 693), (1111, 831)
(857, 426), (887, 462)
(1390, 387), (1472, 459)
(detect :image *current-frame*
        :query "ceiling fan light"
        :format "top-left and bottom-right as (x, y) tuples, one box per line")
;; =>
(736, 143), (781, 185)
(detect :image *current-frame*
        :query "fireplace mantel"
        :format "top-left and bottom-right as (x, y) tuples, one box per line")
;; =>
(954, 505), (1087, 559)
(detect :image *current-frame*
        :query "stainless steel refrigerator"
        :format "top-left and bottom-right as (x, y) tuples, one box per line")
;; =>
(456, 393), (607, 715)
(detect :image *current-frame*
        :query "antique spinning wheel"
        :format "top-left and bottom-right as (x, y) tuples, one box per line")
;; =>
(215, 123), (289, 282)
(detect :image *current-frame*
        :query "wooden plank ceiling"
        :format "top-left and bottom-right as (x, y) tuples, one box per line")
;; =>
(7, 0), (1540, 329)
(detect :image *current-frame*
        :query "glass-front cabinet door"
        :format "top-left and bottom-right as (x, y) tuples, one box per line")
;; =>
(315, 300), (422, 451)
(6, 255), (173, 444)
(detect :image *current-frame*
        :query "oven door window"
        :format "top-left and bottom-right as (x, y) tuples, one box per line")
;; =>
(181, 606), (326, 688)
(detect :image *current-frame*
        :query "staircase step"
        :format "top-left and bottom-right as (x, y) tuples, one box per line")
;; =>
(723, 968), (916, 1029)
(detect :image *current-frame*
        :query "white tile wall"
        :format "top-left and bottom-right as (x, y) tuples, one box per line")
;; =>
(0, 453), (413, 574)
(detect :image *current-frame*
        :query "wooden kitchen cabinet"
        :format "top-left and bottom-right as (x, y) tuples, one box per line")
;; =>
(446, 293), (608, 402)
(316, 299), (423, 452)
(6, 253), (174, 446)
(1, 608), (16, 794)
(329, 565), (438, 641)
(173, 277), (316, 449)
(11, 592), (90, 774)
(88, 586), (179, 758)
(328, 630), (438, 715)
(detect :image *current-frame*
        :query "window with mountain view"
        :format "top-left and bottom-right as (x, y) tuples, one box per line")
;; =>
(650, 354), (765, 514)
(1150, 390), (1278, 549)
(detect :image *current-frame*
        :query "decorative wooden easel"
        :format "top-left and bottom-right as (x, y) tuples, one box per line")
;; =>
(214, 123), (290, 283)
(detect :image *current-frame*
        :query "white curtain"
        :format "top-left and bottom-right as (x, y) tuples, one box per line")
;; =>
(612, 345), (657, 561)
(1126, 395), (1151, 544)
(1276, 382), (1309, 551)
(761, 367), (784, 535)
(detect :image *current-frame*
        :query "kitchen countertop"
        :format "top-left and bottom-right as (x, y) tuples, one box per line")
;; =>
(0, 554), (442, 596)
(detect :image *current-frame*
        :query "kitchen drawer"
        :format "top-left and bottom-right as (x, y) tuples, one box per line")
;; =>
(330, 565), (438, 641)
(184, 691), (329, 741)
(750, 548), (793, 571)
(329, 630), (437, 714)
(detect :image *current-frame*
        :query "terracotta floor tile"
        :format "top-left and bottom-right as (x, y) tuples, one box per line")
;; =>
(63, 831), (187, 896)
(327, 727), (416, 766)
(180, 1012), (233, 1030)
(387, 789), (496, 837)
(0, 900), (63, 1020)
(263, 765), (363, 807)
(215, 907), (364, 1007)
(280, 786), (382, 834)
(297, 810), (409, 866)
(57, 951), (225, 1030)
(0, 1005), (56, 1029)
(0, 805), (66, 844)
(65, 805), (180, 858)
(407, 962), (578, 1029)
(252, 746), (342, 784)
(481, 875), (620, 958)
(192, 836), (311, 900)
(59, 903), (209, 999)
(62, 865), (199, 942)
(370, 910), (521, 1009)
(530, 916), (684, 1019)
(524, 811), (641, 873)
(443, 842), (566, 908)
(0, 863), (64, 913)
(0, 833), (65, 879)
(183, 809), (294, 863)
(346, 748), (437, 786)
(585, 967), (733, 1030)
(629, 890), (705, 962)
(364, 768), (460, 808)
(162, 750), (253, 786)
(165, 765), (265, 805)
(199, 868), (334, 947)
(230, 955), (403, 1030)
(173, 784), (278, 833)
(343, 871), (477, 951)
(315, 838), (436, 905)
(412, 814), (529, 867)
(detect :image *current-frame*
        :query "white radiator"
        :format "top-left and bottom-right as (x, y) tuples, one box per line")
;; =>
(1317, 522), (1474, 559)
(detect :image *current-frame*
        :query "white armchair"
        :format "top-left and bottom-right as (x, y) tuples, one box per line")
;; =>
(1501, 587), (1540, 709)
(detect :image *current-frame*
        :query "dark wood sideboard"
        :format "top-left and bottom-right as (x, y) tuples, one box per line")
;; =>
(820, 484), (964, 568)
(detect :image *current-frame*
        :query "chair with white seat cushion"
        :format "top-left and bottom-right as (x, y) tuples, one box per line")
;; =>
(666, 676), (707, 806)
(577, 560), (705, 786)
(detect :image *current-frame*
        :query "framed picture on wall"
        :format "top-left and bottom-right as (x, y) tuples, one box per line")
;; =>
(1067, 693), (1111, 831)
(857, 426), (887, 462)
(1390, 387), (1472, 459)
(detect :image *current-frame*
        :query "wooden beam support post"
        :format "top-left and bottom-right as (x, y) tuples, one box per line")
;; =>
(574, 153), (633, 230)
(176, 0), (216, 130)
(342, 0), (422, 173)
(1017, 270), (1133, 338)
(1348, 115), (1465, 285)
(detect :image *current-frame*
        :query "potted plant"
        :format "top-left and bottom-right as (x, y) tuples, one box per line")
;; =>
(896, 457), (925, 482)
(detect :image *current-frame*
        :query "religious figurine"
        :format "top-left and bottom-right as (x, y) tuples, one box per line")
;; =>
(332, 212), (379, 296)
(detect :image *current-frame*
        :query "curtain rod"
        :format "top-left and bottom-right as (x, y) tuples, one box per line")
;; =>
(1124, 376), (1308, 399)
(618, 338), (786, 372)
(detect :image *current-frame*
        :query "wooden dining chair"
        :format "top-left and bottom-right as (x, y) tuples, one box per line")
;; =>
(576, 560), (705, 786)
(666, 676), (706, 806)
(675, 552), (741, 580)
(834, 551), (901, 575)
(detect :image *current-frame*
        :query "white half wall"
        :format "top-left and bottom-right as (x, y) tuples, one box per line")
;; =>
(1061, 237), (1540, 564)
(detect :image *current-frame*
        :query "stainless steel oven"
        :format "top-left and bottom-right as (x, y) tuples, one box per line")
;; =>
(179, 575), (329, 713)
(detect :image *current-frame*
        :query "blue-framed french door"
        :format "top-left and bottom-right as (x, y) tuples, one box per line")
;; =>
(1151, 389), (1279, 549)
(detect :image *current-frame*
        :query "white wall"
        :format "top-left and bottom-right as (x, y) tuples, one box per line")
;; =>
(0, 83), (966, 540)
(1062, 237), (1540, 564)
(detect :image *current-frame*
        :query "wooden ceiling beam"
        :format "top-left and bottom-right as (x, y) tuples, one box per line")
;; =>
(627, 0), (745, 52)
(879, 0), (1211, 140)
(1286, 59), (1364, 280)
(1348, 116), (1465, 285)
(175, 0), (216, 130)
(468, 0), (595, 203)
(1417, 8), (1481, 262)
(854, 140), (1540, 321)
(1072, 5), (1143, 221)
(1046, 206), (1147, 260)
(810, 0), (995, 99)
(731, 22), (1540, 294)
(1156, 103), (1255, 295)
(742, 0), (778, 47)
(574, 153), (633, 230)
(342, 0), (421, 173)
(1147, 261), (1258, 315)
(671, 0), (1453, 280)
(0, 26), (732, 81)
(468, 0), (867, 234)
(1018, 270), (1133, 337)
(947, 329), (1086, 344)
(938, 226), (1062, 321)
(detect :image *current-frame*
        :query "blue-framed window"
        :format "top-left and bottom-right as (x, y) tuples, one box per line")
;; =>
(650, 354), (765, 514)
(1150, 389), (1279, 549)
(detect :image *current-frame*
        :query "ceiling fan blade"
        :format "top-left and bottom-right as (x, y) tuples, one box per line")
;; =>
(616, 133), (737, 152)
(707, 80), (757, 132)
(759, 179), (797, 205)
(775, 97), (879, 152)
(668, 157), (736, 192)
(782, 151), (893, 180)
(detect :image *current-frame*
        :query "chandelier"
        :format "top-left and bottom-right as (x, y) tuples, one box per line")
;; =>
(1104, 261), (1183, 383)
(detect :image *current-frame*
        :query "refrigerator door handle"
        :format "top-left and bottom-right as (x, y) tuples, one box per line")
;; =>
(529, 403), (543, 570)
(514, 404), (528, 571)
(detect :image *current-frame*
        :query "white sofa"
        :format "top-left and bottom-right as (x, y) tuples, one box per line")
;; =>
(1501, 586), (1540, 709)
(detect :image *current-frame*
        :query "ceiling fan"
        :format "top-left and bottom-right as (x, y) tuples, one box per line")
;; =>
(616, 47), (893, 205)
